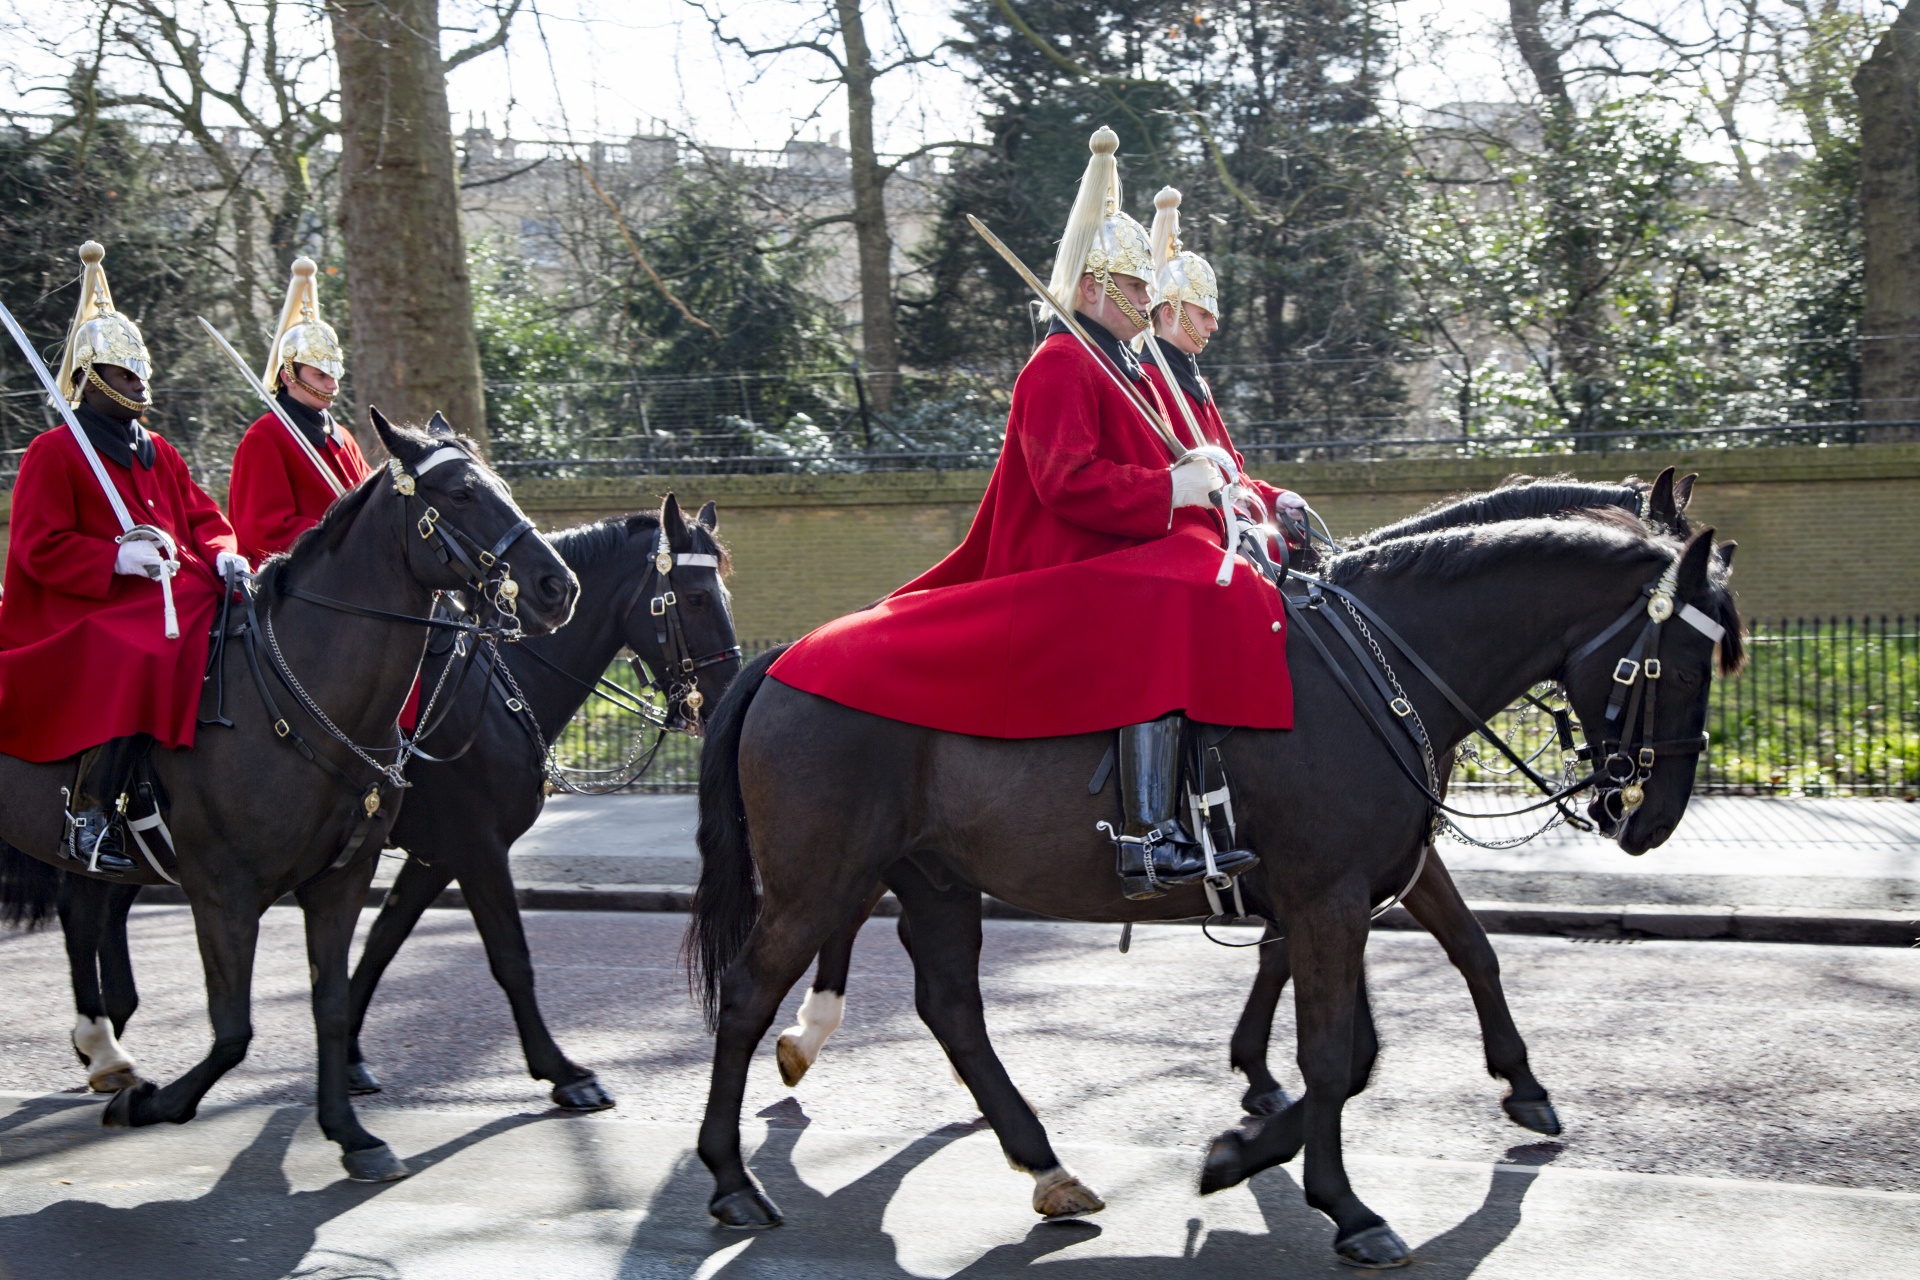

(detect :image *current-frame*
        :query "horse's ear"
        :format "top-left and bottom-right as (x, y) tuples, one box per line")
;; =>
(661, 492), (687, 544)
(1675, 472), (1698, 513)
(1646, 467), (1676, 528)
(1714, 539), (1737, 571)
(1676, 526), (1716, 594)
(369, 406), (408, 460)
(696, 500), (718, 532)
(426, 410), (455, 439)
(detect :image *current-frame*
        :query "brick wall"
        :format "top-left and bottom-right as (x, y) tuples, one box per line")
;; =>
(5, 443), (1915, 637)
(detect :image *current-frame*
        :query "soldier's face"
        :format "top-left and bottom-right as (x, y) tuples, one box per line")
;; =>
(1154, 302), (1218, 355)
(1077, 272), (1153, 341)
(284, 363), (339, 411)
(83, 364), (148, 420)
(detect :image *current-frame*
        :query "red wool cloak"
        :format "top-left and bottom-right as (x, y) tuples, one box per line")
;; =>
(769, 331), (1293, 738)
(227, 411), (371, 563)
(0, 425), (239, 762)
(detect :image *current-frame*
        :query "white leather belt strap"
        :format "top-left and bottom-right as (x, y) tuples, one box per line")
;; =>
(413, 447), (468, 476)
(674, 553), (720, 570)
(1679, 603), (1726, 644)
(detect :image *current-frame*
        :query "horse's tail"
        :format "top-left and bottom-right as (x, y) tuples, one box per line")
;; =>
(687, 643), (788, 1030)
(0, 840), (61, 930)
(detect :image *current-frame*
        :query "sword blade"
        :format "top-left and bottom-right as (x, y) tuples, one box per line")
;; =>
(0, 295), (137, 535)
(196, 315), (345, 497)
(964, 214), (1184, 460)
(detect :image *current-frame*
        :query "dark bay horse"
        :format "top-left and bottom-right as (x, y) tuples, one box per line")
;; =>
(2, 497), (743, 1111)
(0, 412), (578, 1181)
(689, 510), (1741, 1267)
(771, 468), (1706, 1138)
(345, 495), (740, 1106)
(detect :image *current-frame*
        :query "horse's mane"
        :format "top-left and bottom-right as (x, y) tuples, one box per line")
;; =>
(1350, 474), (1646, 547)
(1328, 511), (1745, 673)
(547, 511), (731, 574)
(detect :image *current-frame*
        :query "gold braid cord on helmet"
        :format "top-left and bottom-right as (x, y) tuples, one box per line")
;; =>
(1047, 127), (1155, 329)
(54, 241), (153, 409)
(1149, 187), (1221, 351)
(263, 257), (345, 399)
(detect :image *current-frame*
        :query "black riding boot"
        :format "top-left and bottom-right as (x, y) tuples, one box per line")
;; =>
(65, 736), (150, 878)
(1111, 716), (1256, 900)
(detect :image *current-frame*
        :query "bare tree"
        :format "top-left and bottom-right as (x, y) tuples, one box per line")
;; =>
(327, 0), (518, 450)
(1853, 0), (1920, 433)
(689, 0), (965, 412)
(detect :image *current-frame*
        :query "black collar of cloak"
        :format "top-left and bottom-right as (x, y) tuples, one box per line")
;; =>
(72, 401), (155, 470)
(1047, 311), (1147, 384)
(274, 387), (336, 452)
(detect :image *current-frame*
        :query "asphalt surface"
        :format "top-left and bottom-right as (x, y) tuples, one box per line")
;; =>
(3, 906), (1918, 1277)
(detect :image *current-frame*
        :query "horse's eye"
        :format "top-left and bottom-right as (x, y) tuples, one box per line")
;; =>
(684, 590), (709, 608)
(448, 487), (473, 505)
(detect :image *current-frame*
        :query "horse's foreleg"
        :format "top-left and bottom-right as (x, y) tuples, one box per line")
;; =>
(1290, 896), (1408, 1268)
(300, 861), (408, 1181)
(456, 847), (611, 1111)
(1402, 854), (1560, 1135)
(1229, 923), (1291, 1116)
(886, 862), (1102, 1220)
(103, 892), (258, 1131)
(775, 883), (883, 1087)
(346, 851), (454, 1094)
(59, 877), (143, 1092)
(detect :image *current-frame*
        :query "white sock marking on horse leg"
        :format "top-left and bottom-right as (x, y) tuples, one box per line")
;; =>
(72, 1014), (136, 1084)
(778, 989), (843, 1066)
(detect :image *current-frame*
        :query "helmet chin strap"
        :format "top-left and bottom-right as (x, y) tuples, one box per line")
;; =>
(1100, 270), (1150, 333)
(282, 362), (338, 406)
(1177, 302), (1209, 351)
(84, 364), (150, 412)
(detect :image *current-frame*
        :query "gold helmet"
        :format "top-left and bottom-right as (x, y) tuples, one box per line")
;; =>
(263, 257), (345, 400)
(1046, 127), (1154, 328)
(53, 241), (153, 410)
(1149, 187), (1219, 349)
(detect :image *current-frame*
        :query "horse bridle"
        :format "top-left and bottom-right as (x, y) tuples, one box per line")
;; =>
(385, 451), (536, 629)
(615, 524), (741, 723)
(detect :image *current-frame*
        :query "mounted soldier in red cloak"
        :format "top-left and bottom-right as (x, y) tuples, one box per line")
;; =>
(0, 242), (247, 875)
(770, 128), (1296, 899)
(227, 256), (371, 563)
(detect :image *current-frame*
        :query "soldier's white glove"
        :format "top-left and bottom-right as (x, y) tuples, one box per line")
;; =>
(1171, 455), (1224, 509)
(1271, 489), (1307, 517)
(215, 551), (251, 581)
(114, 540), (165, 579)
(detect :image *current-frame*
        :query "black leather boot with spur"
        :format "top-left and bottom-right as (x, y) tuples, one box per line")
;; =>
(1107, 715), (1256, 900)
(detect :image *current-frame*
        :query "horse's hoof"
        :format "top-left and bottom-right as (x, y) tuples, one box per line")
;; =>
(1335, 1223), (1411, 1269)
(775, 1034), (812, 1087)
(101, 1080), (155, 1129)
(346, 1062), (383, 1096)
(710, 1185), (782, 1229)
(1503, 1095), (1563, 1136)
(89, 1068), (143, 1094)
(1198, 1131), (1250, 1195)
(1241, 1082), (1290, 1117)
(551, 1076), (615, 1111)
(1032, 1167), (1105, 1219)
(341, 1143), (410, 1182)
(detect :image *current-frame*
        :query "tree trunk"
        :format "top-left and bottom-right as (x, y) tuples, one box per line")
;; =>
(1854, 0), (1920, 438)
(836, 0), (900, 413)
(327, 0), (488, 453)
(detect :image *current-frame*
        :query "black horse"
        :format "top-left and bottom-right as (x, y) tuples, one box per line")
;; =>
(345, 495), (740, 1106)
(0, 412), (578, 1181)
(689, 507), (1741, 1267)
(770, 468), (1706, 1140)
(3, 496), (743, 1113)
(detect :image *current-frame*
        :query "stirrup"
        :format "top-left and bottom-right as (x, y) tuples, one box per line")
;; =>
(61, 788), (133, 877)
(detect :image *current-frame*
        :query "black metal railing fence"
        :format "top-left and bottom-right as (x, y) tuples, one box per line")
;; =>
(560, 620), (1918, 798)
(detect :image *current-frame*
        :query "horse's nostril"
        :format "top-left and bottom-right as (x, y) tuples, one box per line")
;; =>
(538, 574), (570, 605)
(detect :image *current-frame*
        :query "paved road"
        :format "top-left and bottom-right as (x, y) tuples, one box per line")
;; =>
(489, 793), (1920, 911)
(3, 907), (1917, 1277)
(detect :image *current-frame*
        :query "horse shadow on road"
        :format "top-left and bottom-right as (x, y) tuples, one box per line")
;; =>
(618, 1099), (1556, 1279)
(0, 1099), (544, 1280)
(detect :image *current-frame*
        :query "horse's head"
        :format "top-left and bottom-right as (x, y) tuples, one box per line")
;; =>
(370, 407), (579, 635)
(621, 494), (741, 735)
(1561, 524), (1743, 855)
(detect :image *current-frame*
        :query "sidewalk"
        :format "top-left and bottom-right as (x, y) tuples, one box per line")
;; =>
(361, 792), (1920, 946)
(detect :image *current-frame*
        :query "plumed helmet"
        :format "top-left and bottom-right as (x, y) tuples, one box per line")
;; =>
(263, 257), (345, 383)
(1149, 187), (1219, 318)
(1046, 127), (1155, 313)
(53, 241), (153, 407)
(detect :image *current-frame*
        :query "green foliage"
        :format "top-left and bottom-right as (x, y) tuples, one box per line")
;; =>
(469, 235), (611, 460)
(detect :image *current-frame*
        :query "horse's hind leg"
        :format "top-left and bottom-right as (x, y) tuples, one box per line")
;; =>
(456, 845), (611, 1111)
(775, 883), (884, 1087)
(1229, 923), (1291, 1116)
(59, 877), (143, 1092)
(300, 861), (408, 1181)
(1402, 854), (1560, 1135)
(103, 892), (258, 1131)
(886, 861), (1103, 1220)
(346, 850), (454, 1094)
